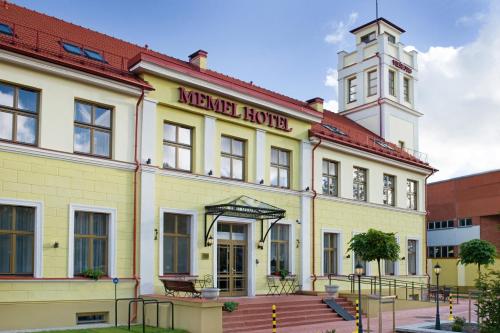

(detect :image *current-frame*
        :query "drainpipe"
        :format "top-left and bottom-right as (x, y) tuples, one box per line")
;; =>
(424, 169), (436, 285)
(311, 137), (322, 291)
(133, 89), (145, 306)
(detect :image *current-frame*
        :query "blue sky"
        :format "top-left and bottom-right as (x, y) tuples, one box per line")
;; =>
(9, 0), (500, 181)
(10, 0), (488, 102)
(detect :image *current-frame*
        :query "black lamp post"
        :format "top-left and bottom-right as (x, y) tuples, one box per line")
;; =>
(434, 263), (441, 330)
(355, 263), (364, 333)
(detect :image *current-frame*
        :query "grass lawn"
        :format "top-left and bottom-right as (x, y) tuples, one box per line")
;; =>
(37, 326), (188, 333)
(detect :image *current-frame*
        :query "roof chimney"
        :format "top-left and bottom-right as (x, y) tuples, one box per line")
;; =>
(306, 97), (324, 113)
(188, 50), (208, 70)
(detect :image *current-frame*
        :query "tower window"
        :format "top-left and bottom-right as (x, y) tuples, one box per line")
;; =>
(367, 70), (378, 96)
(403, 77), (411, 103)
(347, 77), (357, 103)
(0, 23), (13, 36)
(389, 70), (396, 96)
(387, 33), (396, 44)
(360, 32), (376, 44)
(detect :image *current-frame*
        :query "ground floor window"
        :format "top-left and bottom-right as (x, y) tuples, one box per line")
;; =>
(428, 246), (454, 258)
(385, 260), (396, 275)
(0, 205), (35, 275)
(74, 211), (108, 275)
(354, 253), (367, 275)
(270, 224), (289, 274)
(163, 213), (190, 274)
(323, 233), (338, 275)
(408, 239), (417, 275)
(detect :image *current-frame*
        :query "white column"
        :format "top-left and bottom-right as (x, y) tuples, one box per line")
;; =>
(255, 129), (266, 184)
(300, 195), (312, 291)
(140, 169), (156, 294)
(139, 98), (158, 294)
(300, 140), (312, 191)
(204, 116), (216, 176)
(140, 99), (157, 164)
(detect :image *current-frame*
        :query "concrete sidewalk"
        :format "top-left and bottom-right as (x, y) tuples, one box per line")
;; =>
(253, 302), (474, 333)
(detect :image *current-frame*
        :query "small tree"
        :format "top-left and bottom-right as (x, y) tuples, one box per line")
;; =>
(458, 239), (496, 276)
(475, 270), (500, 333)
(347, 228), (400, 296)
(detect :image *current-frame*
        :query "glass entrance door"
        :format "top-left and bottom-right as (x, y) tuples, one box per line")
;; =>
(217, 223), (247, 296)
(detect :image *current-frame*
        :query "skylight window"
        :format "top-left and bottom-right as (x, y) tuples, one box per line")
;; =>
(83, 49), (105, 62)
(322, 124), (347, 136)
(62, 42), (83, 55)
(374, 140), (395, 151)
(0, 23), (13, 36)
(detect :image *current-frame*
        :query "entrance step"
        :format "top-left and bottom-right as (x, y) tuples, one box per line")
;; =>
(222, 296), (355, 333)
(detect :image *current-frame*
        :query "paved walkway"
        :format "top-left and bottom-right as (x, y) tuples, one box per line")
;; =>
(252, 302), (474, 333)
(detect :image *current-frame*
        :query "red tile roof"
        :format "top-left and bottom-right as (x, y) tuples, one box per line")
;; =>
(311, 110), (433, 170)
(0, 2), (321, 117)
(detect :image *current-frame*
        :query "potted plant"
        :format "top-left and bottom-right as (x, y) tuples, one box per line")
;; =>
(279, 268), (289, 280)
(324, 284), (340, 298)
(201, 279), (220, 300)
(83, 268), (105, 281)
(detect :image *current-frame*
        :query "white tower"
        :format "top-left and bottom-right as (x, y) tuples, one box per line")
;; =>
(337, 18), (421, 152)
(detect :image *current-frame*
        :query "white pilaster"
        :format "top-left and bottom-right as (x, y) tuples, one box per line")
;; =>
(140, 99), (157, 165)
(300, 195), (312, 291)
(300, 140), (312, 190)
(255, 129), (266, 184)
(140, 169), (156, 294)
(204, 116), (216, 176)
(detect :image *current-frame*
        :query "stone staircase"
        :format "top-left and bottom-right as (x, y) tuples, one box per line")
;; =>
(222, 296), (355, 333)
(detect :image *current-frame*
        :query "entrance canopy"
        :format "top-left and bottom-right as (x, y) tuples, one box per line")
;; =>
(204, 196), (286, 247)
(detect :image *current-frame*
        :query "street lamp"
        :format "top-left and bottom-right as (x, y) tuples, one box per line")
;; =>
(355, 263), (364, 333)
(434, 263), (441, 330)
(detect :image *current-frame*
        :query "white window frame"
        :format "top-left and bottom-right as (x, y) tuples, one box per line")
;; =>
(406, 236), (421, 276)
(159, 208), (198, 276)
(383, 235), (400, 276)
(68, 204), (117, 278)
(267, 219), (295, 276)
(320, 228), (343, 276)
(0, 198), (44, 278)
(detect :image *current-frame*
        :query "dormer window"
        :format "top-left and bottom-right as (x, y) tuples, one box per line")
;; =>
(83, 49), (105, 62)
(387, 33), (396, 44)
(360, 32), (376, 44)
(0, 23), (13, 36)
(62, 43), (83, 56)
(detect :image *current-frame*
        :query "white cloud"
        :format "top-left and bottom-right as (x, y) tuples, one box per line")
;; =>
(418, 2), (500, 182)
(323, 99), (338, 112)
(456, 12), (486, 26)
(324, 12), (358, 45)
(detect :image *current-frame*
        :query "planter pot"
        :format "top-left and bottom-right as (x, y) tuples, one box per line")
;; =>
(201, 287), (220, 300)
(325, 285), (339, 298)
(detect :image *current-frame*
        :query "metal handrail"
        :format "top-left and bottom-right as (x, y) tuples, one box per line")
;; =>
(327, 274), (461, 303)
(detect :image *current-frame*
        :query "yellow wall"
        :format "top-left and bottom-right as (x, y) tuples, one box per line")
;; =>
(429, 258), (500, 287)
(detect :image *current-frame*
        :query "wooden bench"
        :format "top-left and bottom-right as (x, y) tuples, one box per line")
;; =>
(161, 279), (201, 298)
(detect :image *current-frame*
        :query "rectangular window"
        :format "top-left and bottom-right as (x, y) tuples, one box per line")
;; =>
(389, 70), (396, 96)
(221, 136), (245, 180)
(0, 82), (39, 145)
(385, 260), (395, 275)
(347, 77), (357, 103)
(447, 220), (454, 228)
(387, 33), (396, 44)
(360, 32), (376, 44)
(322, 160), (339, 196)
(74, 101), (112, 158)
(367, 70), (378, 96)
(163, 123), (192, 172)
(406, 180), (418, 210)
(459, 218), (473, 227)
(353, 167), (367, 201)
(76, 312), (107, 325)
(270, 147), (290, 188)
(163, 213), (190, 274)
(323, 233), (338, 275)
(74, 211), (108, 275)
(383, 174), (395, 206)
(428, 222), (434, 230)
(403, 77), (410, 102)
(271, 224), (289, 274)
(0, 205), (35, 275)
(408, 239), (417, 275)
(428, 246), (454, 258)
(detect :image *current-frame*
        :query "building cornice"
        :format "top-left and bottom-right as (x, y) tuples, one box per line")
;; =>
(130, 60), (323, 123)
(340, 98), (423, 117)
(0, 49), (143, 96)
(0, 142), (135, 171)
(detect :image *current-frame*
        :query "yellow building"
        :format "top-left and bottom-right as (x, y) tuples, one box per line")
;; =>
(0, 5), (434, 331)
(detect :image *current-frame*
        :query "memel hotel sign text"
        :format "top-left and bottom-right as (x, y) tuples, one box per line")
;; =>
(178, 87), (293, 132)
